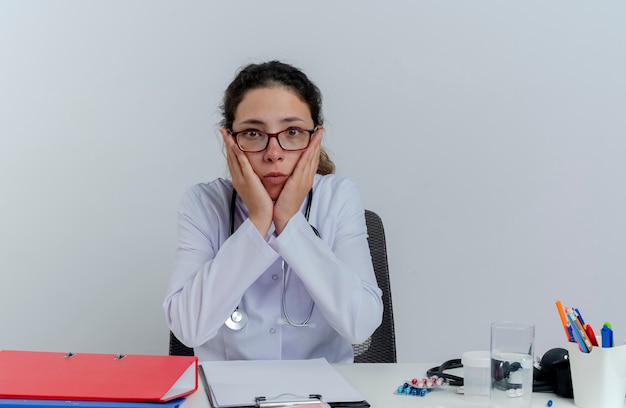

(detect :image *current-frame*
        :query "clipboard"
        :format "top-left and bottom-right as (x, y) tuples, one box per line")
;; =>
(0, 350), (198, 402)
(0, 398), (186, 408)
(198, 359), (369, 408)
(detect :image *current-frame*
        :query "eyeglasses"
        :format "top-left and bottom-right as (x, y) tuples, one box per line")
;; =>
(230, 126), (317, 152)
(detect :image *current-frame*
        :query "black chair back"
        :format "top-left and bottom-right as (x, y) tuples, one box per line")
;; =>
(352, 209), (396, 363)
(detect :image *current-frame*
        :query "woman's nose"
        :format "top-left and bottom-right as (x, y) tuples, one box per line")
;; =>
(263, 137), (284, 161)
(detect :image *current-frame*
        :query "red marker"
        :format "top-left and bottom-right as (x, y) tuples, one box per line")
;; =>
(585, 324), (599, 347)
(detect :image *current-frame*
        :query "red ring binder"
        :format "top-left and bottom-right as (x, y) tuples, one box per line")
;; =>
(0, 350), (198, 403)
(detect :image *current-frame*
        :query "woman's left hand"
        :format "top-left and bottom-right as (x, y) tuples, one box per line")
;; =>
(273, 127), (323, 234)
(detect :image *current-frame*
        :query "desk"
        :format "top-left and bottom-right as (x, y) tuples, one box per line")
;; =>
(333, 363), (577, 407)
(185, 363), (579, 408)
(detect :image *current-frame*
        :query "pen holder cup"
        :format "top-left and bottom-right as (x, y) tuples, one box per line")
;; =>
(567, 341), (626, 408)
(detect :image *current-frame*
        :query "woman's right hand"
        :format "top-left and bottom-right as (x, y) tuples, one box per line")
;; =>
(272, 127), (322, 234)
(221, 128), (273, 236)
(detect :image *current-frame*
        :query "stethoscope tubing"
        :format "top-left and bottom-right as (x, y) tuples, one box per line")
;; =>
(225, 187), (318, 330)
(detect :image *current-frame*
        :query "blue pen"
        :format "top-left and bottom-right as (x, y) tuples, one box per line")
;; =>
(575, 308), (586, 325)
(567, 326), (575, 343)
(601, 323), (614, 348)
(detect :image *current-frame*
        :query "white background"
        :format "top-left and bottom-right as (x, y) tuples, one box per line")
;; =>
(1, 0), (625, 364)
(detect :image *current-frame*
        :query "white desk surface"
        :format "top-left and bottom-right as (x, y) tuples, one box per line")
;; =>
(185, 362), (579, 408)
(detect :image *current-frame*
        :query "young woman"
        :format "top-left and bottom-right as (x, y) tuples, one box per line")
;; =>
(163, 61), (382, 362)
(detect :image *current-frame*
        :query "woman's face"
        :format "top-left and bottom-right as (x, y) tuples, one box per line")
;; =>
(232, 86), (314, 200)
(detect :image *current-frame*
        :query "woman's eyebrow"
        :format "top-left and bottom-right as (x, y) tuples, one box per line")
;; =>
(280, 116), (307, 124)
(237, 119), (265, 126)
(236, 117), (308, 127)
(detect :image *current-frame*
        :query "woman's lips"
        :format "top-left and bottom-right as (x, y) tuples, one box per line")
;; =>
(264, 172), (288, 184)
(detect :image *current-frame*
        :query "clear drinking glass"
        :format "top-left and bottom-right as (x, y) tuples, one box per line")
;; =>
(490, 321), (535, 408)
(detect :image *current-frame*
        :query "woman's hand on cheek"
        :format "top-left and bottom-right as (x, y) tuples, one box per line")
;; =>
(273, 128), (323, 234)
(221, 128), (273, 236)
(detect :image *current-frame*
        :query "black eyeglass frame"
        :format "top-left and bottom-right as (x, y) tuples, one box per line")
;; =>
(229, 126), (318, 152)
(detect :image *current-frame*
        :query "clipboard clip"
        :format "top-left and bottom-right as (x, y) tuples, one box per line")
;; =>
(255, 394), (325, 408)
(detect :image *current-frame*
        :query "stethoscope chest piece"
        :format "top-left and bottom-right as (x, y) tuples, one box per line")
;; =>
(225, 308), (247, 331)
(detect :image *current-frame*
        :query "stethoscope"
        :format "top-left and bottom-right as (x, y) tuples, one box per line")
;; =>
(224, 188), (320, 330)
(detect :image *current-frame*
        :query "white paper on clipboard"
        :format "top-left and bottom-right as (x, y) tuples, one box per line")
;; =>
(199, 358), (366, 408)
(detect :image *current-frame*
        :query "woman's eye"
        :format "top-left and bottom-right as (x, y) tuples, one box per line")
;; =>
(287, 129), (302, 136)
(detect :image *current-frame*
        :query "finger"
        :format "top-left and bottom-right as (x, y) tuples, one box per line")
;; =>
(222, 130), (242, 180)
(298, 132), (322, 177)
(220, 127), (238, 152)
(222, 127), (259, 183)
(312, 125), (324, 145)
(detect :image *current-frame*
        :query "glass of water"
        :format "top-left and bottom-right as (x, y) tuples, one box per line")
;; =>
(490, 321), (535, 408)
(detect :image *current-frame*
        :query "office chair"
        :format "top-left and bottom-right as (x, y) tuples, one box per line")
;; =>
(169, 330), (194, 357)
(352, 209), (396, 363)
(169, 209), (396, 363)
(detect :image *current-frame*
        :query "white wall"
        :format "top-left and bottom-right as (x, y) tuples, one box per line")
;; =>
(1, 0), (625, 363)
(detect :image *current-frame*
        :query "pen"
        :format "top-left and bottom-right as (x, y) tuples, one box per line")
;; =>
(555, 300), (574, 342)
(575, 308), (586, 326)
(566, 309), (592, 352)
(567, 326), (575, 343)
(571, 309), (594, 351)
